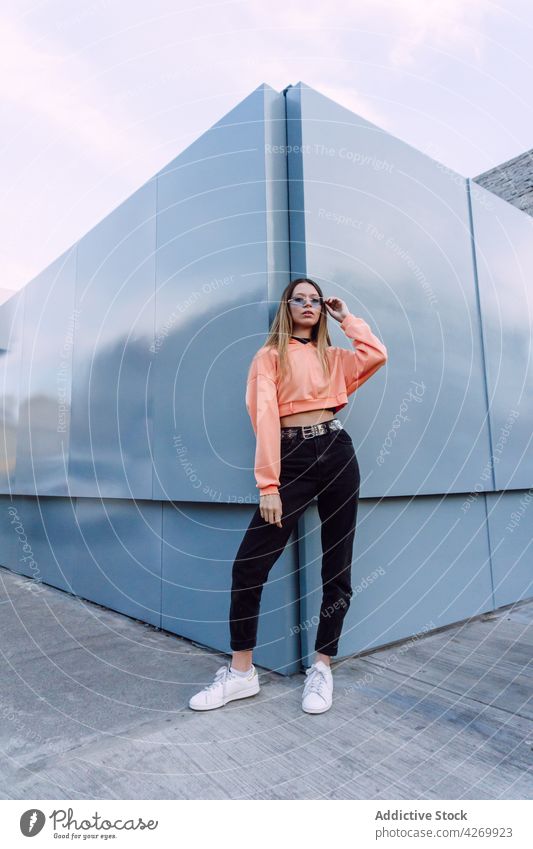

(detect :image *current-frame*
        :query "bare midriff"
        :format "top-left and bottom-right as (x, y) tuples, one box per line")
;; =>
(280, 408), (335, 427)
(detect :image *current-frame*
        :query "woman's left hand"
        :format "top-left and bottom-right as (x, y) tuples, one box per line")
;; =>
(324, 296), (349, 323)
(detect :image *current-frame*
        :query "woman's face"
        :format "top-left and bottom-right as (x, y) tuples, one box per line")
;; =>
(288, 284), (322, 331)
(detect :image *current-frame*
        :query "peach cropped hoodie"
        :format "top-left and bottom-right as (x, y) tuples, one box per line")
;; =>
(245, 313), (388, 496)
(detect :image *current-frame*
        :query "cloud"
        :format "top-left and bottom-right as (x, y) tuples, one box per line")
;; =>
(241, 0), (492, 67)
(369, 0), (492, 67)
(0, 13), (151, 164)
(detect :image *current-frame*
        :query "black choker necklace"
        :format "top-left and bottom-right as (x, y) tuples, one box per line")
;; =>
(291, 335), (312, 344)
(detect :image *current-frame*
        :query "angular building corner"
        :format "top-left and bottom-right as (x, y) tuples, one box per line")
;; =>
(0, 82), (531, 674)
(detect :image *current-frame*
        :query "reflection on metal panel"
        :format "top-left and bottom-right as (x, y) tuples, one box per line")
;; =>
(151, 84), (290, 502)
(71, 497), (162, 627)
(16, 247), (77, 495)
(286, 82), (491, 498)
(0, 290), (25, 491)
(470, 182), (533, 490)
(68, 181), (157, 498)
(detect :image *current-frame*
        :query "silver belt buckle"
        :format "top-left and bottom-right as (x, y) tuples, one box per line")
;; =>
(301, 424), (317, 439)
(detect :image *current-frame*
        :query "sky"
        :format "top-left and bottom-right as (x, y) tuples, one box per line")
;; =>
(1, 0), (532, 295)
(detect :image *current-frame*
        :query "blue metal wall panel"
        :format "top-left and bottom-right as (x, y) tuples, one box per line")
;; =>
(0, 494), (82, 594)
(16, 248), (77, 495)
(265, 87), (292, 321)
(161, 500), (301, 674)
(0, 290), (25, 492)
(486, 491), (533, 607)
(151, 84), (290, 503)
(68, 180), (156, 498)
(298, 493), (494, 665)
(284, 83), (306, 280)
(71, 497), (162, 627)
(0, 495), (161, 625)
(0, 494), (28, 578)
(285, 82), (492, 499)
(469, 183), (533, 490)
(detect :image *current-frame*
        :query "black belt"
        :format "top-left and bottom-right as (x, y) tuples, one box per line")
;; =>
(280, 418), (344, 440)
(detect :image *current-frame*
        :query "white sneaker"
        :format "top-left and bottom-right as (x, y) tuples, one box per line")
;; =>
(188, 663), (260, 710)
(302, 660), (333, 713)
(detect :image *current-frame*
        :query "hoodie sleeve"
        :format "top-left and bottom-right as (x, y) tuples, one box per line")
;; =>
(245, 354), (281, 496)
(338, 313), (388, 396)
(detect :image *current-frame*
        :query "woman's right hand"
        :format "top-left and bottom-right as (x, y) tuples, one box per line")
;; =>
(260, 492), (283, 527)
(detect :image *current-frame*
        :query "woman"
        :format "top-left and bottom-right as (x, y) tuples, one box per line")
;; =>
(189, 277), (387, 713)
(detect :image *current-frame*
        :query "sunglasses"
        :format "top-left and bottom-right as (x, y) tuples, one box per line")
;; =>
(288, 296), (323, 309)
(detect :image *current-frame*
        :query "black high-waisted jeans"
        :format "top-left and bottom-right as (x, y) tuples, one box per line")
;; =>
(229, 422), (360, 657)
